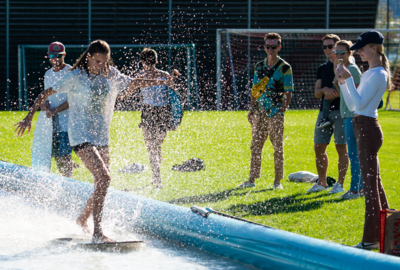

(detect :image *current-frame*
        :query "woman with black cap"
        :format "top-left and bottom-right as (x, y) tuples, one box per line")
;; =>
(336, 30), (391, 249)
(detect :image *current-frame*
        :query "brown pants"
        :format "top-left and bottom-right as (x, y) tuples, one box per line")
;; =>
(353, 115), (389, 243)
(249, 113), (284, 182)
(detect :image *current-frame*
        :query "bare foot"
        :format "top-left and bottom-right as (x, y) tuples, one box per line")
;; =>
(76, 216), (90, 234)
(92, 234), (115, 243)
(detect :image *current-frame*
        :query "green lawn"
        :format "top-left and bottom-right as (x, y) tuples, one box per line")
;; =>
(1, 109), (399, 246)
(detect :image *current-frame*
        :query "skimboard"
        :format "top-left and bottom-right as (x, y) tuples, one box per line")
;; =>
(32, 111), (53, 172)
(53, 237), (145, 251)
(77, 240), (145, 251)
(168, 88), (183, 130)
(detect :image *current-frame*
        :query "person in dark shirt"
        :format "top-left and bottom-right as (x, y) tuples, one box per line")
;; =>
(308, 34), (348, 193)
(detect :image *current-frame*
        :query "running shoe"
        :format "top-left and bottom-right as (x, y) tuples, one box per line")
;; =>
(237, 181), (256, 189)
(340, 190), (364, 200)
(317, 119), (332, 129)
(307, 183), (328, 193)
(329, 182), (345, 194)
(353, 242), (379, 250)
(273, 182), (283, 190)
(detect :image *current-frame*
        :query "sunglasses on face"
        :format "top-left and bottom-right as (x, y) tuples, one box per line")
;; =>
(49, 54), (64, 59)
(322, 44), (334, 50)
(265, 45), (278, 50)
(335, 50), (347, 55)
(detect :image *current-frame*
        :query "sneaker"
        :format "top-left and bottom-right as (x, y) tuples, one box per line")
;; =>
(317, 119), (332, 129)
(237, 181), (256, 189)
(307, 183), (328, 193)
(353, 242), (379, 250)
(273, 182), (283, 190)
(329, 182), (345, 194)
(340, 190), (363, 200)
(118, 163), (146, 173)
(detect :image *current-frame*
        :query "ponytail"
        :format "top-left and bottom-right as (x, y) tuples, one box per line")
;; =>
(381, 52), (392, 90)
(371, 43), (392, 90)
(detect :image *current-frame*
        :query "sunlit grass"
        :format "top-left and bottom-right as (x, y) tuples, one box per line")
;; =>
(2, 109), (399, 246)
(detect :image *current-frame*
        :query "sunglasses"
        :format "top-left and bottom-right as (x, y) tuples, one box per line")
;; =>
(265, 45), (278, 50)
(335, 50), (347, 55)
(322, 44), (334, 50)
(49, 54), (64, 59)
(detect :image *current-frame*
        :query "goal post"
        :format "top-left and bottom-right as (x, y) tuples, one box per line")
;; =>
(18, 44), (199, 111)
(216, 28), (400, 111)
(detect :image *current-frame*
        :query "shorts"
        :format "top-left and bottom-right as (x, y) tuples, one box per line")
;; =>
(71, 142), (108, 154)
(314, 110), (346, 145)
(139, 103), (172, 132)
(52, 131), (72, 158)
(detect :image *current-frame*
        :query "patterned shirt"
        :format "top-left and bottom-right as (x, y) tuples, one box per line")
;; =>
(253, 56), (293, 117)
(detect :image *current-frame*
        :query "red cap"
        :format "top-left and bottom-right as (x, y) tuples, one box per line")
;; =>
(48, 42), (66, 54)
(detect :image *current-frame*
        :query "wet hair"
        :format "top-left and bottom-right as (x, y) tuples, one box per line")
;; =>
(335, 40), (353, 55)
(264, 33), (281, 46)
(369, 43), (392, 90)
(322, 34), (340, 43)
(140, 48), (158, 66)
(71, 39), (114, 75)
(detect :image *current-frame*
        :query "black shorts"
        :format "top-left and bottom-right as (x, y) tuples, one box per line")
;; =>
(139, 103), (172, 132)
(72, 142), (108, 154)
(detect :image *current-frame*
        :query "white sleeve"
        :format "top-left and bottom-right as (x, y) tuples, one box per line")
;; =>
(339, 79), (355, 112)
(345, 71), (386, 111)
(51, 71), (76, 93)
(111, 67), (132, 92)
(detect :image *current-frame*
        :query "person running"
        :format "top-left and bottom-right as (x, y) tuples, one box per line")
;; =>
(336, 30), (390, 249)
(15, 40), (178, 243)
(129, 48), (179, 188)
(332, 40), (364, 199)
(32, 41), (76, 178)
(238, 32), (293, 190)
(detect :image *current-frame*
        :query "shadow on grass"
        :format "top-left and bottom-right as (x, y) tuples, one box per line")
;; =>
(226, 192), (343, 217)
(167, 187), (274, 205)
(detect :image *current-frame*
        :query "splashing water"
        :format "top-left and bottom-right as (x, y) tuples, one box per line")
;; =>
(0, 191), (251, 270)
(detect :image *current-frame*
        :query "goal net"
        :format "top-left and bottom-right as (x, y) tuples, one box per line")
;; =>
(18, 44), (198, 111)
(216, 29), (400, 111)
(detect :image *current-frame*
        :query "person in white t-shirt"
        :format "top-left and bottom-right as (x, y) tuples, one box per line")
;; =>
(15, 40), (179, 243)
(32, 41), (76, 177)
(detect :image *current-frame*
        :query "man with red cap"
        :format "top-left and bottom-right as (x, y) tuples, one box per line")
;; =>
(32, 41), (78, 177)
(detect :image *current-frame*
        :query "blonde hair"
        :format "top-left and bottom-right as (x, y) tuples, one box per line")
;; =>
(369, 43), (392, 90)
(335, 40), (353, 56)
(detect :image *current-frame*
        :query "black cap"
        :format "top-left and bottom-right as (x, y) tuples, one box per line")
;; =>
(350, 30), (384, 50)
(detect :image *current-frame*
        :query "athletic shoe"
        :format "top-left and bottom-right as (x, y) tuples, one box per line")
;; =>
(329, 182), (345, 194)
(340, 190), (364, 200)
(273, 182), (283, 190)
(118, 163), (146, 173)
(237, 181), (256, 189)
(353, 242), (379, 250)
(317, 119), (332, 129)
(307, 183), (328, 193)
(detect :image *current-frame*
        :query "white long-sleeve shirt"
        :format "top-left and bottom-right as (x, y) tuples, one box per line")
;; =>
(339, 67), (388, 118)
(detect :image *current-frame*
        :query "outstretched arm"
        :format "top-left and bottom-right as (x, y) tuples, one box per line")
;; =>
(14, 88), (56, 137)
(123, 69), (181, 97)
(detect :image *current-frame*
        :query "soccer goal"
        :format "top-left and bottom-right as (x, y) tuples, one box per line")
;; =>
(216, 28), (400, 111)
(18, 44), (198, 111)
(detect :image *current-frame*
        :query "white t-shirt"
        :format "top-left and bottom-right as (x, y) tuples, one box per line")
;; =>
(51, 66), (131, 146)
(339, 67), (388, 118)
(44, 64), (72, 132)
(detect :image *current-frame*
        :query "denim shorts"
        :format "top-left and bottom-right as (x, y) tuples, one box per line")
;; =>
(52, 131), (72, 158)
(314, 110), (346, 145)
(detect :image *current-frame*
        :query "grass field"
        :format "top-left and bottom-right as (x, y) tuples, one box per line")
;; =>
(1, 109), (399, 247)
